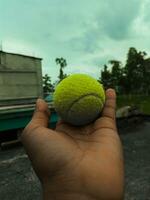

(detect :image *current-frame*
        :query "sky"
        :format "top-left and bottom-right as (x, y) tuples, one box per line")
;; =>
(0, 0), (150, 82)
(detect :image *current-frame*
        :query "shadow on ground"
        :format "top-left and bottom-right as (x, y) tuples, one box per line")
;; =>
(0, 117), (150, 200)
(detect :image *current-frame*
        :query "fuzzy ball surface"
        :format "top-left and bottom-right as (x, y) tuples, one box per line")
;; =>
(53, 74), (105, 126)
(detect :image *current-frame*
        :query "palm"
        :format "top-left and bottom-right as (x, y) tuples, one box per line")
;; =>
(22, 89), (124, 199)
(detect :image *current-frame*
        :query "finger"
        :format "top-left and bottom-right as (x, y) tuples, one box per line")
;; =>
(94, 88), (117, 132)
(94, 116), (117, 132)
(29, 98), (50, 129)
(25, 99), (50, 131)
(101, 88), (116, 120)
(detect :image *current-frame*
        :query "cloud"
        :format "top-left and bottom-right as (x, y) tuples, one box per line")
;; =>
(0, 0), (150, 82)
(65, 0), (143, 58)
(97, 0), (142, 40)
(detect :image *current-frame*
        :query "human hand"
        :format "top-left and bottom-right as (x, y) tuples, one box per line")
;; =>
(21, 89), (124, 200)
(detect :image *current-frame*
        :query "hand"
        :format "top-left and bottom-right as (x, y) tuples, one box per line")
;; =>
(21, 89), (124, 200)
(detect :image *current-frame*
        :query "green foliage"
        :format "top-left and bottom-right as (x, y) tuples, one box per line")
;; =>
(124, 47), (149, 94)
(101, 60), (123, 93)
(43, 74), (54, 94)
(100, 47), (150, 95)
(117, 95), (150, 115)
(101, 65), (112, 89)
(55, 57), (68, 82)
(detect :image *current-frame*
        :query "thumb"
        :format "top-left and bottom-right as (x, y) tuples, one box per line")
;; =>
(31, 98), (50, 128)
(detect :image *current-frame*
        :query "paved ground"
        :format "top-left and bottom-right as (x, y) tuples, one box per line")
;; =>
(0, 117), (150, 200)
(119, 117), (150, 200)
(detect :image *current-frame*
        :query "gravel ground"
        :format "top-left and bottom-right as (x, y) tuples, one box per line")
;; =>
(0, 117), (150, 200)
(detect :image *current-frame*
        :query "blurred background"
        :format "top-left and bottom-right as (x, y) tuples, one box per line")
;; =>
(0, 0), (150, 199)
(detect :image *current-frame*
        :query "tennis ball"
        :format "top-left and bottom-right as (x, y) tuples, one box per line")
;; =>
(53, 74), (105, 126)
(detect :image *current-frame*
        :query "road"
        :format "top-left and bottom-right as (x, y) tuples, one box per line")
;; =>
(0, 117), (150, 200)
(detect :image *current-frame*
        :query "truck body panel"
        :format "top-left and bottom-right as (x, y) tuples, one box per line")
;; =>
(0, 103), (58, 132)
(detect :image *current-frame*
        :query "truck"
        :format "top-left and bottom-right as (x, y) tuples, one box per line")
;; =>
(0, 51), (58, 134)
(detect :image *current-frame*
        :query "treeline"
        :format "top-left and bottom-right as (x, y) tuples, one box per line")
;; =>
(100, 47), (150, 95)
(43, 47), (150, 95)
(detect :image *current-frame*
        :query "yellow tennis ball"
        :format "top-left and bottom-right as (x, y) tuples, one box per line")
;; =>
(53, 73), (105, 126)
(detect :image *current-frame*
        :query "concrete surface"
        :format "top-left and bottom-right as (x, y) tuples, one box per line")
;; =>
(0, 51), (43, 106)
(0, 148), (41, 200)
(120, 118), (150, 200)
(0, 117), (150, 200)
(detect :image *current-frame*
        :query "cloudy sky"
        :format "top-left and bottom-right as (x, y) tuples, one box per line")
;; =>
(0, 0), (150, 81)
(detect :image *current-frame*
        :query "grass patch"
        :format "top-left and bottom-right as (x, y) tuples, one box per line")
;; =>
(117, 95), (150, 115)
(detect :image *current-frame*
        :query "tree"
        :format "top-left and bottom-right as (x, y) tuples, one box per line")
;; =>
(124, 47), (147, 94)
(100, 65), (112, 89)
(100, 47), (150, 95)
(109, 60), (123, 92)
(43, 74), (54, 95)
(142, 58), (150, 95)
(55, 57), (67, 82)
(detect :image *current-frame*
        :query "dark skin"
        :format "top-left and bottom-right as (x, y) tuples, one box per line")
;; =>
(21, 89), (124, 200)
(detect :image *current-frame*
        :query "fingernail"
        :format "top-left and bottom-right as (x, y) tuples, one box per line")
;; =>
(36, 98), (44, 105)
